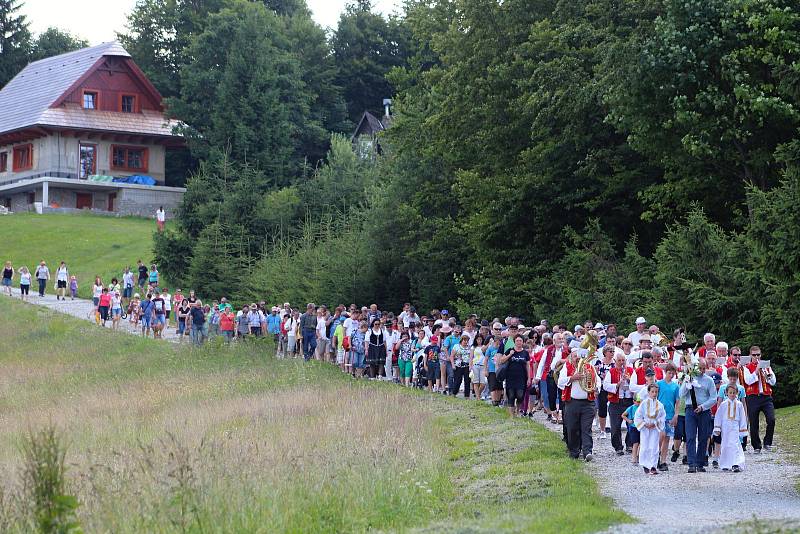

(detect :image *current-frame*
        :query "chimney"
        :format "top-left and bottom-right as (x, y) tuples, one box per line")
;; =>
(383, 98), (392, 118)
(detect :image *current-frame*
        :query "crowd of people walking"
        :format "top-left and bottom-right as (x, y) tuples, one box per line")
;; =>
(2, 259), (779, 475)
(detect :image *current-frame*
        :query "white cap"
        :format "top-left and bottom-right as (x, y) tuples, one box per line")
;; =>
(635, 316), (646, 324)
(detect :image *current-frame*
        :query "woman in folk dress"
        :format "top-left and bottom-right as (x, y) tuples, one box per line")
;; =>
(635, 383), (666, 475)
(713, 384), (748, 472)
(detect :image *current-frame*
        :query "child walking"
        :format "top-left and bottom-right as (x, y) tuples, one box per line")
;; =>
(713, 384), (748, 472)
(69, 275), (78, 299)
(635, 383), (666, 475)
(622, 397), (641, 465)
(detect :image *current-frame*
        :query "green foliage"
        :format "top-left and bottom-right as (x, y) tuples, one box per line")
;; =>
(119, 0), (227, 98)
(0, 0), (31, 87)
(332, 0), (411, 122)
(28, 28), (87, 62)
(21, 427), (81, 534)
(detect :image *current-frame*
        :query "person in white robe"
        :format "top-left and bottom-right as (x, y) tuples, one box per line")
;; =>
(635, 383), (666, 474)
(713, 385), (748, 472)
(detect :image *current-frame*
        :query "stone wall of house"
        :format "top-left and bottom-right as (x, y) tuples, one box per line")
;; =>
(116, 187), (183, 218)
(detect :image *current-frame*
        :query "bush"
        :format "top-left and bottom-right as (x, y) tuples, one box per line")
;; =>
(21, 426), (81, 534)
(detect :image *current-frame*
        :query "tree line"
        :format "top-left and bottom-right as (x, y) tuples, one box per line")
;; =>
(154, 0), (800, 406)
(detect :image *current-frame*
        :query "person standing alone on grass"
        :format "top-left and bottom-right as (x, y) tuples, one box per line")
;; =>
(156, 206), (166, 232)
(3, 261), (13, 297)
(35, 261), (49, 297)
(55, 261), (68, 300)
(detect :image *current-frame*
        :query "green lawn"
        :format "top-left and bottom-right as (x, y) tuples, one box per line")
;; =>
(0, 297), (627, 533)
(0, 213), (157, 298)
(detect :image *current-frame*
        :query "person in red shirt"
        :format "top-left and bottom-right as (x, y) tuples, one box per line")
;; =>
(219, 307), (236, 343)
(97, 287), (112, 327)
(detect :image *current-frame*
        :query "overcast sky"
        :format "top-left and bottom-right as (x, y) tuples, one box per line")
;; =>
(22, 0), (405, 44)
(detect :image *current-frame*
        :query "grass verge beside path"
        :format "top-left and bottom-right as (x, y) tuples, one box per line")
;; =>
(0, 297), (626, 532)
(0, 213), (156, 299)
(777, 406), (800, 490)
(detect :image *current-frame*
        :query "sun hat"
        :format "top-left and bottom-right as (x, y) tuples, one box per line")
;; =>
(636, 316), (646, 324)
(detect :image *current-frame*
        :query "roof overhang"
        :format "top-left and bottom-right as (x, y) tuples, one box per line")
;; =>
(0, 126), (185, 148)
(0, 176), (186, 195)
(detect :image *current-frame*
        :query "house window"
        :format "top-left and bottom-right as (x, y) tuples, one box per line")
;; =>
(120, 94), (136, 113)
(83, 90), (98, 109)
(79, 144), (97, 178)
(110, 145), (148, 172)
(12, 144), (33, 172)
(0, 152), (6, 172)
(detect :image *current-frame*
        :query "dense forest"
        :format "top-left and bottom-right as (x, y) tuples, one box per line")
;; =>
(1, 0), (798, 404)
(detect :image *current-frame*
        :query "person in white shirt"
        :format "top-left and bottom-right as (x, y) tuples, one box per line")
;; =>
(122, 267), (135, 305)
(628, 317), (647, 347)
(156, 206), (166, 232)
(55, 261), (69, 300)
(161, 288), (172, 328)
(558, 349), (601, 461)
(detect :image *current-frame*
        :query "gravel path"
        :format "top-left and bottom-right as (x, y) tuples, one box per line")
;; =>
(6, 289), (800, 531)
(530, 410), (800, 533)
(3, 288), (184, 342)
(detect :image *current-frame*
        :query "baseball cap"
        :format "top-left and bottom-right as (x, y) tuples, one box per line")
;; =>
(574, 325), (582, 333)
(636, 317), (646, 324)
(441, 309), (449, 315)
(645, 368), (656, 377)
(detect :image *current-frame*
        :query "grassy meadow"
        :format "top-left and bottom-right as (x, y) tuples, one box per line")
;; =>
(0, 296), (627, 533)
(0, 213), (156, 299)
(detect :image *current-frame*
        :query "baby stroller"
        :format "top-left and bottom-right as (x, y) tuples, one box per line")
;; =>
(414, 353), (427, 389)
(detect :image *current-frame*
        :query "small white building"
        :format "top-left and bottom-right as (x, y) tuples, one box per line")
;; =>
(0, 42), (185, 216)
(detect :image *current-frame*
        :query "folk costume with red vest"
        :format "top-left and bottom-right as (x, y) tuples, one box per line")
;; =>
(603, 365), (635, 404)
(743, 361), (775, 397)
(631, 365), (663, 396)
(536, 345), (569, 381)
(559, 360), (599, 402)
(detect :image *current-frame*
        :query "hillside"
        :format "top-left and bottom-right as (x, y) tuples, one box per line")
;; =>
(0, 297), (625, 533)
(0, 213), (157, 298)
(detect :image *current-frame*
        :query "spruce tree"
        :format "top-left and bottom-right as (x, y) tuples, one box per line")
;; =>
(0, 0), (31, 87)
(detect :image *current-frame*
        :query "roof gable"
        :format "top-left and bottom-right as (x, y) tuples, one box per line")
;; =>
(351, 111), (385, 141)
(0, 42), (170, 137)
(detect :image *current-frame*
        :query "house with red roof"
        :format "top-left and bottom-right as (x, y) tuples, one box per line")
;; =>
(0, 42), (185, 215)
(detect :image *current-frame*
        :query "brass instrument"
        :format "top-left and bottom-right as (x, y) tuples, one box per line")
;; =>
(576, 354), (597, 393)
(580, 330), (599, 354)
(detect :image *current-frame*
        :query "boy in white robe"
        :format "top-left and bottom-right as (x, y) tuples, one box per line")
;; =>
(713, 384), (748, 472)
(634, 383), (666, 475)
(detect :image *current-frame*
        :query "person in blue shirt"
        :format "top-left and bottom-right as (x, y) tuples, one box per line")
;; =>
(656, 363), (681, 471)
(679, 358), (718, 472)
(267, 307), (282, 342)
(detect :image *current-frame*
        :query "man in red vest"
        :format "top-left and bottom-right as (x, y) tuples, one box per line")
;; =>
(534, 332), (569, 422)
(558, 349), (601, 461)
(603, 353), (635, 455)
(742, 345), (777, 452)
(631, 351), (664, 397)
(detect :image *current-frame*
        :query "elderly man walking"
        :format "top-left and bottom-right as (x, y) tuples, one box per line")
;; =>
(679, 358), (717, 472)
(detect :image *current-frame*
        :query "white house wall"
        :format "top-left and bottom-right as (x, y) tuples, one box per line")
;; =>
(0, 134), (166, 184)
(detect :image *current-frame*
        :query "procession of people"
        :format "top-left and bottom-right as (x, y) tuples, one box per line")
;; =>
(1, 258), (779, 475)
